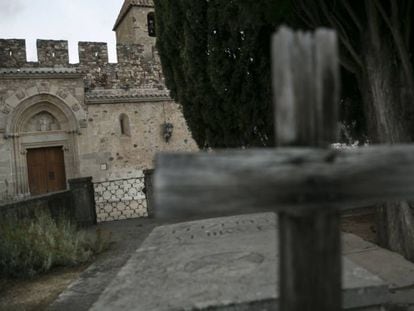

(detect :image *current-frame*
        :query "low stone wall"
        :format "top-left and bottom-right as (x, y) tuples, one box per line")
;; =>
(94, 174), (148, 223)
(0, 177), (96, 226)
(0, 190), (73, 221)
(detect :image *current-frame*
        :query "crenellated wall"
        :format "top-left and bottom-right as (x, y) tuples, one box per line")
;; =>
(0, 39), (165, 91)
(37, 40), (69, 67)
(0, 38), (198, 202)
(0, 39), (27, 68)
(79, 42), (109, 66)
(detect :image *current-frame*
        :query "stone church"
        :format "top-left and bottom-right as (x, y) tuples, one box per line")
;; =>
(0, 0), (197, 222)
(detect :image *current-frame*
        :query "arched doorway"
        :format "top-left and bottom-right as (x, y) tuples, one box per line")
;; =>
(6, 94), (80, 197)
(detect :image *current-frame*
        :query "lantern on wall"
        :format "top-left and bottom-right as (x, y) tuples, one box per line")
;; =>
(148, 12), (156, 37)
(162, 122), (174, 143)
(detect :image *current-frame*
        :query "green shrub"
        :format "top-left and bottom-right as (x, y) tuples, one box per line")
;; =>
(0, 211), (111, 278)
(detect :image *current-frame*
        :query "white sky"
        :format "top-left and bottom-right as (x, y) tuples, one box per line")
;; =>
(0, 0), (124, 63)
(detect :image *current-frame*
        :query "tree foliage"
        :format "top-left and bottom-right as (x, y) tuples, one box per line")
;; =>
(154, 0), (291, 148)
(292, 1), (414, 144)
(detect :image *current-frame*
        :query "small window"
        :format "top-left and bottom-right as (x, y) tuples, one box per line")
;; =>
(120, 114), (130, 136)
(147, 12), (156, 37)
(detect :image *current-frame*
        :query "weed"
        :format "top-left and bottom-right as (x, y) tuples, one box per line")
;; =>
(0, 211), (111, 278)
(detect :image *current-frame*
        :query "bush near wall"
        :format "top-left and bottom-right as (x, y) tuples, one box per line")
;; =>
(0, 211), (110, 278)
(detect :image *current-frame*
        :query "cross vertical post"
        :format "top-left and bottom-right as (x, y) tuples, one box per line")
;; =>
(272, 27), (341, 310)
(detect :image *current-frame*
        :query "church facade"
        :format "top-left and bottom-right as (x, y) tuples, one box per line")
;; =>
(0, 0), (197, 221)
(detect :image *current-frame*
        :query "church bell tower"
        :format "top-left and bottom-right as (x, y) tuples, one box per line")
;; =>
(113, 0), (156, 57)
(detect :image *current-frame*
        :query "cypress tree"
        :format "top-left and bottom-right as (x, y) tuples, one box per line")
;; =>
(154, 0), (290, 148)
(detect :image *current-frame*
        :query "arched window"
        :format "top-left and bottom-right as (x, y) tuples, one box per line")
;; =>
(147, 12), (156, 37)
(119, 114), (130, 136)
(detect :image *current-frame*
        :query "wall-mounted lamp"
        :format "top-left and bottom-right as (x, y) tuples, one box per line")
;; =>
(163, 122), (174, 143)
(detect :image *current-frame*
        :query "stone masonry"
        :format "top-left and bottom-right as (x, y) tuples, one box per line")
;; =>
(0, 40), (164, 91)
(0, 0), (198, 221)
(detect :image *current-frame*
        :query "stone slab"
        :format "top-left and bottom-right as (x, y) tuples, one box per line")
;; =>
(343, 233), (414, 306)
(92, 213), (389, 310)
(48, 218), (162, 311)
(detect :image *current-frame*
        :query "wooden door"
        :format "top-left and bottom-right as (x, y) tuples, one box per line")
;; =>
(27, 147), (67, 196)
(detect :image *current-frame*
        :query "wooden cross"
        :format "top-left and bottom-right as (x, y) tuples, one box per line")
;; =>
(154, 27), (414, 310)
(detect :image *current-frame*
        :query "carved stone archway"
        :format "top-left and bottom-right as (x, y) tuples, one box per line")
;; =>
(6, 94), (80, 197)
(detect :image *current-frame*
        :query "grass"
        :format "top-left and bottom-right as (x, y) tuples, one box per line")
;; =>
(0, 211), (111, 278)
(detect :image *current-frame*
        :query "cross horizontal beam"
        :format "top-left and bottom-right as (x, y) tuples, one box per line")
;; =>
(155, 144), (414, 218)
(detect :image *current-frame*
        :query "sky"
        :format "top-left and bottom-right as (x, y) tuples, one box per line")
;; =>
(0, 0), (124, 63)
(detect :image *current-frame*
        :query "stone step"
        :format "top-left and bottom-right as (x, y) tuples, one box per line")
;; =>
(343, 233), (414, 308)
(91, 213), (414, 310)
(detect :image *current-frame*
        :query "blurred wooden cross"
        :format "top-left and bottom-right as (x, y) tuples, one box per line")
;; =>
(155, 27), (414, 310)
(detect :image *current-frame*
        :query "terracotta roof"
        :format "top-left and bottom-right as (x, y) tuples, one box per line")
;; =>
(113, 0), (154, 31)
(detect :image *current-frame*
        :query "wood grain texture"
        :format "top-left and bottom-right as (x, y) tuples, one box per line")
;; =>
(154, 27), (343, 311)
(314, 29), (340, 145)
(155, 144), (414, 218)
(272, 27), (339, 147)
(279, 209), (341, 310)
(155, 27), (342, 311)
(27, 147), (66, 196)
(273, 28), (341, 311)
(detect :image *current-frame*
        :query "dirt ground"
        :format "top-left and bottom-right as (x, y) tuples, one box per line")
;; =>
(0, 212), (378, 311)
(341, 211), (377, 243)
(0, 264), (89, 311)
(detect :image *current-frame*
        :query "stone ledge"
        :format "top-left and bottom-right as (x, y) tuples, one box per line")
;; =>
(85, 90), (171, 104)
(0, 67), (83, 79)
(91, 213), (394, 311)
(343, 233), (414, 305)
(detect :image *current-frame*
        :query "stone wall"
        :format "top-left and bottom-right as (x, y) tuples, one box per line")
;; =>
(0, 76), (86, 128)
(94, 174), (147, 223)
(0, 136), (12, 200)
(37, 40), (69, 67)
(0, 39), (27, 68)
(80, 100), (197, 181)
(0, 39), (164, 91)
(0, 1), (199, 202)
(0, 190), (73, 220)
(115, 3), (156, 58)
(0, 74), (197, 199)
(0, 177), (96, 226)
(0, 76), (87, 196)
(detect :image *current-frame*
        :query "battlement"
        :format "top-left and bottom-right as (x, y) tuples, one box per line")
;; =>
(0, 39), (155, 68)
(0, 38), (165, 91)
(79, 42), (109, 65)
(0, 39), (27, 67)
(37, 40), (69, 67)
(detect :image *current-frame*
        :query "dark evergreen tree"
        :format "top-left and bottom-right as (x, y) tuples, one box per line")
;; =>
(154, 0), (290, 148)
